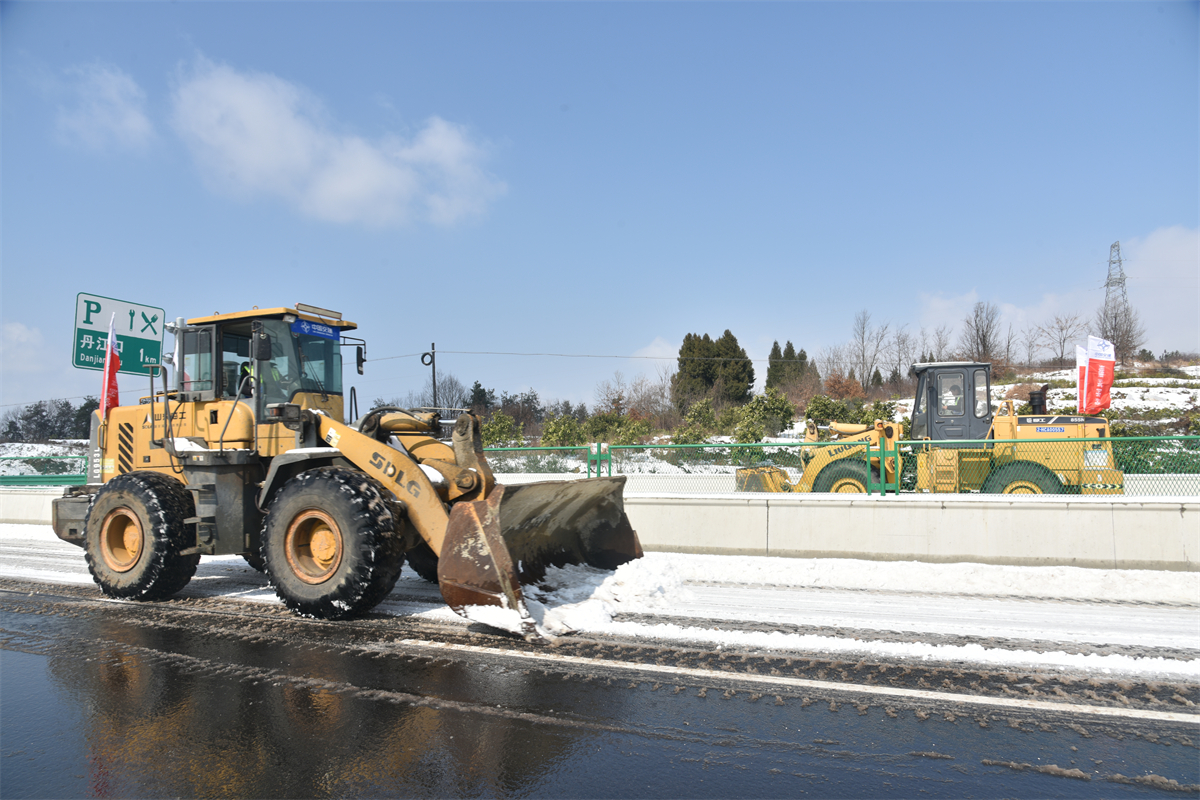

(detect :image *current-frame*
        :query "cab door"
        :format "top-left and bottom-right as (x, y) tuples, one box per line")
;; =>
(930, 369), (968, 442)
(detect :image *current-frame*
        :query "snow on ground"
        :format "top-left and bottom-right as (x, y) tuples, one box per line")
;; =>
(0, 440), (88, 475)
(7, 522), (1195, 679)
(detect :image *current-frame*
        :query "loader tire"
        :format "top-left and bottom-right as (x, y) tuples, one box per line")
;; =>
(981, 462), (1063, 495)
(812, 461), (873, 494)
(404, 541), (440, 584)
(84, 472), (200, 601)
(242, 551), (266, 572)
(262, 468), (404, 620)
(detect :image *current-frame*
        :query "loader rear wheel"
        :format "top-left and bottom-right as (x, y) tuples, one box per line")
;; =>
(813, 461), (874, 494)
(262, 468), (404, 620)
(981, 462), (1063, 495)
(84, 472), (200, 601)
(405, 541), (440, 584)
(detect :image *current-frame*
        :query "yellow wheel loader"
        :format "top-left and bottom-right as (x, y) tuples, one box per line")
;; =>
(907, 362), (1123, 495)
(736, 361), (1123, 495)
(51, 304), (642, 639)
(735, 418), (903, 494)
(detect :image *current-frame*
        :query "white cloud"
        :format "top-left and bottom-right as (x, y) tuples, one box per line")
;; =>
(632, 336), (676, 361)
(913, 226), (1199, 358)
(1123, 226), (1200, 355)
(169, 58), (505, 227)
(0, 323), (50, 377)
(56, 63), (154, 150)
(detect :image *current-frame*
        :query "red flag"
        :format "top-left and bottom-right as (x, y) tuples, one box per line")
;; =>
(1081, 335), (1115, 415)
(1075, 346), (1087, 414)
(100, 313), (121, 420)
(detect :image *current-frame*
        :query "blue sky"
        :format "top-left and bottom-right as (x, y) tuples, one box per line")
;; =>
(3, 1), (1197, 411)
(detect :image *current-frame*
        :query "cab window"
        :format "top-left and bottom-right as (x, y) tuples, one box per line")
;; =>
(973, 368), (990, 418)
(937, 373), (965, 417)
(180, 329), (214, 394)
(220, 326), (253, 398)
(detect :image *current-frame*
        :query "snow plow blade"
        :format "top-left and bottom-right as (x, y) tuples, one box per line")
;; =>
(437, 476), (643, 639)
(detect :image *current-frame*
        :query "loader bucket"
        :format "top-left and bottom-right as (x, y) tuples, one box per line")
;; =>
(437, 476), (642, 639)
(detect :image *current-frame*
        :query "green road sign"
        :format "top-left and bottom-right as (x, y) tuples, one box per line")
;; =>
(74, 293), (166, 375)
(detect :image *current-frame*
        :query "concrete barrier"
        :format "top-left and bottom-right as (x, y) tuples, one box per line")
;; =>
(0, 488), (66, 526)
(624, 494), (1199, 572)
(5, 485), (1196, 571)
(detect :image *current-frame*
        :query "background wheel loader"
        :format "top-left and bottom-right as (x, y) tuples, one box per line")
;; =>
(51, 303), (642, 640)
(737, 361), (1124, 496)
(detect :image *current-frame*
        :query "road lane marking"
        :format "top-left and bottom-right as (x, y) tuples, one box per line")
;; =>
(396, 637), (1200, 726)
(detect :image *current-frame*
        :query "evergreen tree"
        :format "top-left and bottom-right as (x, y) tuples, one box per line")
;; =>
(72, 397), (99, 438)
(871, 368), (884, 390)
(780, 341), (807, 385)
(469, 381), (496, 413)
(713, 330), (754, 404)
(765, 341), (785, 389)
(671, 332), (717, 409)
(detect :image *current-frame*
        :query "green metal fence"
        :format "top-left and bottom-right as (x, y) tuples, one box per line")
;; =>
(483, 436), (1200, 497)
(0, 456), (88, 487)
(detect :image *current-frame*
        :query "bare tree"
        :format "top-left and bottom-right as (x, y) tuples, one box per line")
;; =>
(848, 309), (890, 389)
(1001, 323), (1020, 370)
(931, 325), (953, 361)
(887, 327), (917, 389)
(375, 371), (469, 411)
(1038, 313), (1087, 368)
(595, 371), (630, 415)
(957, 301), (1003, 363)
(1020, 326), (1042, 368)
(817, 344), (847, 384)
(1094, 300), (1147, 367)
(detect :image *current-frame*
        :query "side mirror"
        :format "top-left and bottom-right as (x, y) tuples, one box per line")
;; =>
(356, 345), (365, 376)
(252, 332), (272, 362)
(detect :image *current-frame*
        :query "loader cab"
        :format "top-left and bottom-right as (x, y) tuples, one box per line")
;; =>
(908, 362), (992, 444)
(178, 305), (358, 422)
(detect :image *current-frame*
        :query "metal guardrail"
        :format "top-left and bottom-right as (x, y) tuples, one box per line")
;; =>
(0, 456), (87, 487)
(483, 436), (1200, 497)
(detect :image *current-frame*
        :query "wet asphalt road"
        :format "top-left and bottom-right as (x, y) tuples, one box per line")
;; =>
(2, 583), (1197, 798)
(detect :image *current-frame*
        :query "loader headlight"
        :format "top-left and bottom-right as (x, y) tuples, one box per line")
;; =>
(266, 403), (303, 430)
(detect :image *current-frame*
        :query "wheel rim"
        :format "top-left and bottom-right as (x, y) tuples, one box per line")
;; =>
(284, 510), (343, 584)
(1002, 480), (1044, 494)
(830, 477), (867, 493)
(100, 508), (144, 572)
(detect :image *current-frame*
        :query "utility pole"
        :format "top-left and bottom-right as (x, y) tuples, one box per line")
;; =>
(421, 343), (437, 409)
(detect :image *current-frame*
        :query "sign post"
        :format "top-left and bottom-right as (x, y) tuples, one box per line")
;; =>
(73, 293), (166, 375)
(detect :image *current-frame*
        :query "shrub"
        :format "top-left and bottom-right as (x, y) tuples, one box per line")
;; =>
(584, 411), (652, 445)
(732, 388), (795, 443)
(481, 412), (522, 448)
(541, 414), (586, 447)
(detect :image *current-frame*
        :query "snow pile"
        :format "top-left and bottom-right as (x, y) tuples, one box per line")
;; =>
(655, 553), (1200, 605)
(524, 558), (695, 632)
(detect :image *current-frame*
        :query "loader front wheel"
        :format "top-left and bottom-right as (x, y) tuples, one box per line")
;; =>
(813, 461), (873, 494)
(263, 468), (404, 620)
(84, 472), (200, 601)
(981, 462), (1063, 495)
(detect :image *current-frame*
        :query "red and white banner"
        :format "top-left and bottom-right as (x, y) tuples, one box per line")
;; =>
(99, 313), (121, 420)
(1081, 335), (1115, 415)
(1075, 346), (1087, 414)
